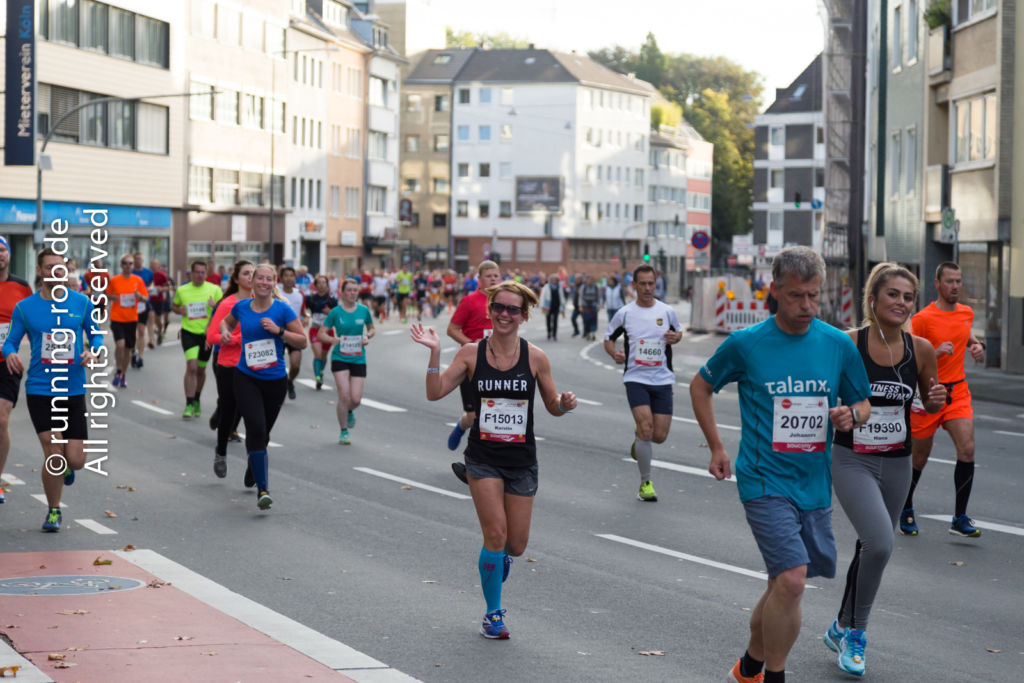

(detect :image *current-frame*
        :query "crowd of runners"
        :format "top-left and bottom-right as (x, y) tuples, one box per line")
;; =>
(0, 239), (992, 680)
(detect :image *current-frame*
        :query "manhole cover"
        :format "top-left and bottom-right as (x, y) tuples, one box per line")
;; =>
(0, 575), (146, 595)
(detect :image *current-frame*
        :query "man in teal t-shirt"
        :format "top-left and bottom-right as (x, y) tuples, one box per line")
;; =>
(319, 280), (375, 444)
(689, 246), (871, 683)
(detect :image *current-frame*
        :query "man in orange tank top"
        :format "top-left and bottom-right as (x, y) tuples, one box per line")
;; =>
(901, 262), (986, 538)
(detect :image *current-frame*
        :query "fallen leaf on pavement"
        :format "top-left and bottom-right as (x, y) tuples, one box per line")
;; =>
(280, 577), (293, 581)
(104, 510), (118, 518)
(93, 556), (112, 566)
(38, 565), (46, 569)
(56, 610), (88, 615)
(65, 647), (84, 651)
(0, 665), (21, 677)
(131, 516), (139, 520)
(401, 485), (413, 490)
(174, 636), (193, 641)
(116, 484), (128, 489)
(950, 561), (965, 567)
(201, 651), (217, 656)
(147, 579), (169, 588)
(167, 435), (176, 439)
(987, 648), (1002, 653)
(52, 661), (76, 669)
(128, 487), (135, 492)
(48, 654), (66, 660)
(107, 586), (121, 590)
(637, 650), (666, 656)
(120, 544), (136, 551)
(422, 580), (437, 584)
(526, 557), (537, 563)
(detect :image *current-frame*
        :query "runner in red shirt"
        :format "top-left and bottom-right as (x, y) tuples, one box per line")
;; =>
(0, 236), (33, 504)
(446, 260), (502, 463)
(149, 258), (172, 346)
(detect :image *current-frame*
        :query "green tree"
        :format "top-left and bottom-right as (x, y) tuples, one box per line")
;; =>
(636, 33), (667, 88)
(445, 28), (531, 49)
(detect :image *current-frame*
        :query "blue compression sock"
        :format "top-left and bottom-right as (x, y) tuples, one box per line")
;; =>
(248, 449), (269, 491)
(313, 358), (324, 378)
(478, 547), (504, 613)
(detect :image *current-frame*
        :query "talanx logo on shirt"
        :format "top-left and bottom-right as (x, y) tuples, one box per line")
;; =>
(764, 376), (830, 394)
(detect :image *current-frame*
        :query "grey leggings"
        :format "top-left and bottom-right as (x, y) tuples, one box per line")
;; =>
(832, 445), (912, 630)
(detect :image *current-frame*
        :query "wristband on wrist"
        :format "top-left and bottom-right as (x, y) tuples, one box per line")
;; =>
(557, 399), (570, 414)
(426, 366), (440, 374)
(849, 405), (860, 426)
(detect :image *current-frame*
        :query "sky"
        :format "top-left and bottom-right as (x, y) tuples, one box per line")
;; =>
(418, 0), (826, 107)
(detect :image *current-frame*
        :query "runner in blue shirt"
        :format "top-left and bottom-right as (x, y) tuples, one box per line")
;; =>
(3, 249), (103, 532)
(689, 246), (872, 683)
(218, 263), (305, 510)
(318, 279), (374, 445)
(132, 252), (155, 368)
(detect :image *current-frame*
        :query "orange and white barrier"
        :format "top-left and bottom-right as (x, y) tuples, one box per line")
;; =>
(714, 282), (727, 331)
(716, 299), (771, 333)
(839, 284), (853, 328)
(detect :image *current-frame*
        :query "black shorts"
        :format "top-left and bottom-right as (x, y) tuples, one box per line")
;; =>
(373, 296), (386, 307)
(137, 302), (150, 324)
(284, 342), (302, 355)
(181, 329), (213, 363)
(464, 455), (538, 497)
(624, 382), (674, 415)
(458, 377), (475, 413)
(331, 360), (367, 377)
(396, 292), (408, 306)
(0, 362), (23, 406)
(358, 292), (372, 301)
(111, 321), (137, 348)
(27, 393), (87, 439)
(153, 299), (170, 315)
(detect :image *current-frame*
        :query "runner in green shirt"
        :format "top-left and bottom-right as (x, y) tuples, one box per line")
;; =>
(395, 269), (413, 323)
(172, 261), (224, 418)
(319, 280), (375, 444)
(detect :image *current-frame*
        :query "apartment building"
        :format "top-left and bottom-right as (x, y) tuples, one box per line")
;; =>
(0, 0), (183, 280)
(180, 0), (289, 273)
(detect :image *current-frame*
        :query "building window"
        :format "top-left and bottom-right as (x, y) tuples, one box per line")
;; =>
(634, 205), (644, 222)
(192, 0), (215, 38)
(316, 180), (322, 209)
(954, 92), (997, 163)
(217, 5), (240, 45)
(457, 163), (470, 178)
(369, 76), (388, 107)
(479, 88), (492, 104)
(136, 102), (167, 153)
(499, 162), (512, 179)
(240, 172), (263, 207)
(406, 94), (422, 111)
(189, 82), (214, 120)
(367, 186), (386, 213)
(499, 201), (512, 218)
(434, 95), (449, 112)
(345, 187), (359, 218)
(890, 130), (902, 197)
(346, 67), (362, 97)
(290, 178), (297, 208)
(457, 125), (470, 141)
(215, 169), (239, 205)
(241, 94), (264, 129)
(81, 0), (108, 52)
(109, 7), (134, 59)
(406, 135), (420, 153)
(135, 15), (169, 67)
(109, 100), (134, 149)
(905, 127), (917, 194)
(479, 163), (490, 178)
(329, 185), (341, 217)
(188, 166), (213, 204)
(298, 178), (305, 208)
(956, 0), (996, 24)
(458, 88), (470, 104)
(500, 124), (512, 141)
(433, 178), (449, 194)
(434, 134), (449, 151)
(52, 0), (79, 45)
(768, 211), (784, 248)
(479, 201), (490, 218)
(906, 0), (918, 63)
(271, 175), (284, 206)
(403, 178), (421, 193)
(478, 125), (491, 141)
(433, 213), (447, 227)
(501, 88), (514, 105)
(892, 6), (902, 71)
(456, 200), (468, 217)
(770, 126), (784, 147)
(635, 169), (644, 186)
(217, 89), (238, 125)
(368, 131), (388, 160)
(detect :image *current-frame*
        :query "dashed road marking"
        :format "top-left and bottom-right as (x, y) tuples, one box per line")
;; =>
(383, 329), (405, 336)
(995, 430), (1024, 438)
(353, 467), (471, 500)
(75, 518), (118, 535)
(30, 494), (67, 508)
(235, 433), (283, 448)
(920, 515), (1024, 537)
(686, 334), (711, 343)
(621, 457), (729, 481)
(672, 416), (741, 431)
(596, 534), (767, 580)
(131, 400), (175, 416)
(296, 378), (332, 390)
(0, 474), (25, 486)
(360, 398), (407, 413)
(576, 398), (602, 406)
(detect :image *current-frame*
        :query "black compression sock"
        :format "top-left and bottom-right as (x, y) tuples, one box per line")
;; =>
(954, 461), (975, 517)
(764, 669), (785, 683)
(904, 467), (923, 509)
(740, 651), (764, 677)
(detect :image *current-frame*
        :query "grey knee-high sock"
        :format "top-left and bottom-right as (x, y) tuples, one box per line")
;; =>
(634, 439), (653, 482)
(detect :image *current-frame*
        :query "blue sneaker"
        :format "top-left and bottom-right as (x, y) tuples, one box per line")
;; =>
(42, 508), (61, 532)
(502, 553), (513, 583)
(838, 628), (866, 676)
(480, 608), (509, 639)
(339, 429), (351, 445)
(447, 423), (466, 451)
(824, 619), (846, 653)
(950, 514), (981, 537)
(63, 466), (75, 487)
(899, 507), (918, 536)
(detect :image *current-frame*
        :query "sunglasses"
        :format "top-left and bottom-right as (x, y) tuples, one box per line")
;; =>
(121, 260), (133, 265)
(490, 302), (523, 317)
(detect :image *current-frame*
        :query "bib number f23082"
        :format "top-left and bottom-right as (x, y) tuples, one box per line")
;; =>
(479, 397), (528, 443)
(853, 405), (905, 453)
(244, 338), (278, 371)
(772, 396), (828, 453)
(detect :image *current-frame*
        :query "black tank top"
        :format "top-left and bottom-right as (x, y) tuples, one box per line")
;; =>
(834, 327), (917, 457)
(466, 338), (537, 468)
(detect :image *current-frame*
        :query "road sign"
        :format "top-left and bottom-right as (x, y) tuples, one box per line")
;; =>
(727, 255), (737, 267)
(691, 231), (710, 250)
(810, 198), (823, 210)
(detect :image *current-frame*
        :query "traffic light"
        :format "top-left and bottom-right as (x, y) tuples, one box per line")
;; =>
(643, 242), (650, 262)
(794, 191), (802, 208)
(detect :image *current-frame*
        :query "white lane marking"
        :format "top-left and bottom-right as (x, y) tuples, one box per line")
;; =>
(361, 398), (407, 413)
(74, 518), (118, 535)
(975, 414), (1016, 424)
(673, 416), (742, 432)
(113, 549), (420, 681)
(677, 382), (690, 389)
(930, 458), (957, 465)
(441, 346), (456, 354)
(622, 457), (732, 482)
(920, 515), (1024, 537)
(131, 399), (174, 416)
(353, 467), (471, 500)
(576, 398), (602, 406)
(1, 474), (25, 486)
(383, 329), (405, 336)
(596, 534), (768, 581)
(296, 377), (333, 390)
(687, 334), (711, 343)
(995, 430), (1024, 438)
(235, 433), (283, 448)
(30, 494), (67, 508)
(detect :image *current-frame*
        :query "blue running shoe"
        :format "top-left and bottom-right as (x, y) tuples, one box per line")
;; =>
(824, 619), (847, 653)
(899, 507), (918, 536)
(257, 490), (273, 510)
(838, 628), (866, 676)
(42, 508), (61, 532)
(339, 429), (351, 445)
(63, 466), (75, 487)
(447, 423), (466, 451)
(480, 608), (509, 639)
(502, 553), (513, 583)
(949, 514), (981, 537)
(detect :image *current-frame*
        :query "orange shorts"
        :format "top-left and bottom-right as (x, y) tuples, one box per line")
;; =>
(910, 380), (973, 439)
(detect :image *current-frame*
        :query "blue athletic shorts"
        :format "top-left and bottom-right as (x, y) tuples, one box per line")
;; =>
(624, 382), (673, 415)
(743, 495), (836, 579)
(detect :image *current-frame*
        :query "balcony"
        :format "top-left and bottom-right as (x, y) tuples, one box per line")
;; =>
(928, 26), (951, 85)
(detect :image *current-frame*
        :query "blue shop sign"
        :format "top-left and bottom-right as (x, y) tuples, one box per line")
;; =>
(0, 199), (171, 229)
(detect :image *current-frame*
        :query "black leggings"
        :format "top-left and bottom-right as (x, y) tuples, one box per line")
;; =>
(232, 371), (287, 452)
(213, 363), (242, 456)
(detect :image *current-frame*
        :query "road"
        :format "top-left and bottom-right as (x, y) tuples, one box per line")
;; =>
(1, 307), (1021, 682)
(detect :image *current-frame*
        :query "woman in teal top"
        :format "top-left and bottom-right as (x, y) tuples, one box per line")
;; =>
(320, 279), (375, 444)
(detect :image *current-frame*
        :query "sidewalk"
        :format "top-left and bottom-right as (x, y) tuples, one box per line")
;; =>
(0, 549), (417, 683)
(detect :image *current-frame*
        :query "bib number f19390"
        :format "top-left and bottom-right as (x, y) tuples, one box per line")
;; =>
(853, 405), (905, 453)
(772, 396), (828, 453)
(479, 397), (528, 443)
